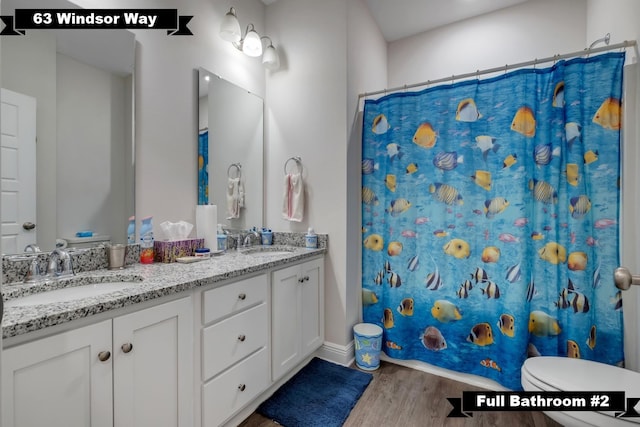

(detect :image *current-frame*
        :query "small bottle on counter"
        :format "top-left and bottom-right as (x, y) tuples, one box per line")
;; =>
(305, 227), (318, 249)
(127, 216), (136, 245)
(217, 224), (227, 252)
(261, 228), (273, 245)
(140, 216), (154, 264)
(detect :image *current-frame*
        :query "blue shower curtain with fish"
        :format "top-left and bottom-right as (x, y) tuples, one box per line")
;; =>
(361, 52), (625, 391)
(198, 129), (209, 205)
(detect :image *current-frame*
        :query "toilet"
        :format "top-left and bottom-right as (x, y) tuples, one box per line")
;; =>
(521, 356), (640, 426)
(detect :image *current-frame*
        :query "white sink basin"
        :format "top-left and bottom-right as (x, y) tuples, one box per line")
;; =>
(5, 282), (136, 307)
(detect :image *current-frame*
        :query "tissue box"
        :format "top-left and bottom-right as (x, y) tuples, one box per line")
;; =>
(154, 239), (204, 263)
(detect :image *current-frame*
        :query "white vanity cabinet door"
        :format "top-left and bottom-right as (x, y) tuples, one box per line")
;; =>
(2, 320), (113, 427)
(271, 257), (324, 381)
(113, 297), (193, 427)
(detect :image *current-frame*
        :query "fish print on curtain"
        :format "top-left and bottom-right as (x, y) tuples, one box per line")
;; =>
(361, 52), (625, 390)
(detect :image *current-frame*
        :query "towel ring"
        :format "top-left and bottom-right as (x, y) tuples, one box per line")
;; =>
(284, 156), (303, 175)
(227, 162), (242, 179)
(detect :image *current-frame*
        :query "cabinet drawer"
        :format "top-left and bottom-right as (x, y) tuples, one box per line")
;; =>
(202, 347), (269, 427)
(202, 302), (268, 380)
(203, 274), (267, 325)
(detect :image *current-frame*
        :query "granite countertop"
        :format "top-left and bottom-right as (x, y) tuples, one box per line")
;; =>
(1, 245), (325, 340)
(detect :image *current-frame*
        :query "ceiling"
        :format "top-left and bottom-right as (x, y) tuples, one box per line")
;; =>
(263, 0), (532, 42)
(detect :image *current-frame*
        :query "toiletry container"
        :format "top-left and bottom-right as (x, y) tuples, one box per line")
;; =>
(261, 228), (273, 245)
(140, 216), (154, 264)
(216, 224), (227, 252)
(127, 216), (135, 244)
(195, 248), (211, 259)
(305, 227), (318, 249)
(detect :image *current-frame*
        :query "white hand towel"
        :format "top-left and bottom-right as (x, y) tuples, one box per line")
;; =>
(282, 173), (304, 222)
(226, 177), (244, 219)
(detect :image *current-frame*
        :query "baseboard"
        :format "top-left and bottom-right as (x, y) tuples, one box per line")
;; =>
(315, 340), (355, 366)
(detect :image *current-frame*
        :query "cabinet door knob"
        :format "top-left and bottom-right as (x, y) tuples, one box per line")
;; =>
(304, 276), (310, 282)
(98, 351), (111, 362)
(238, 384), (246, 392)
(121, 343), (134, 353)
(238, 293), (247, 300)
(237, 334), (246, 342)
(298, 278), (304, 283)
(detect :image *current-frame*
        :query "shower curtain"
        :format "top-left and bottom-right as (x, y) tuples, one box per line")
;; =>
(198, 129), (209, 205)
(361, 52), (625, 390)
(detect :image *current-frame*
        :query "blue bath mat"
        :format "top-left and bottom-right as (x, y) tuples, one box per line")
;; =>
(257, 357), (373, 427)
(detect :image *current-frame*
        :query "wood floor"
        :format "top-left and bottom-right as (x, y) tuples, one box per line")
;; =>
(239, 361), (562, 427)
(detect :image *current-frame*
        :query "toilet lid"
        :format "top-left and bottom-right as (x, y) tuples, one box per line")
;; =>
(523, 356), (640, 424)
(523, 357), (640, 396)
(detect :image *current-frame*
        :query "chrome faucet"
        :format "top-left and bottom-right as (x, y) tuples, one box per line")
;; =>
(243, 228), (261, 247)
(46, 248), (74, 278)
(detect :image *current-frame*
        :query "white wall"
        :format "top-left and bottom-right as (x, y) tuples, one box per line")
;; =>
(264, 0), (349, 347)
(388, 0), (587, 87)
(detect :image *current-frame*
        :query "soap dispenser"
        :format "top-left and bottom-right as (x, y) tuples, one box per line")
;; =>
(305, 227), (317, 249)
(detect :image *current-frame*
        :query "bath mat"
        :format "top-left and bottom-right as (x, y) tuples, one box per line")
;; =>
(257, 357), (373, 427)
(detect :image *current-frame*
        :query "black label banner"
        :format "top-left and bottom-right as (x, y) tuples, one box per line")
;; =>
(1, 9), (192, 35)
(447, 391), (637, 418)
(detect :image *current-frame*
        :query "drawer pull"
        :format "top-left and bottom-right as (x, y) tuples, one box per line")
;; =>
(238, 334), (246, 342)
(238, 384), (246, 392)
(238, 293), (247, 300)
(121, 343), (134, 353)
(98, 351), (111, 362)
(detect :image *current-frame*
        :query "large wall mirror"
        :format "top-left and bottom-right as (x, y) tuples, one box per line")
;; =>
(198, 68), (264, 230)
(1, 0), (135, 254)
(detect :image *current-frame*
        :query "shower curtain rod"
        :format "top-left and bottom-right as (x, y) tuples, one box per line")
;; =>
(358, 39), (637, 99)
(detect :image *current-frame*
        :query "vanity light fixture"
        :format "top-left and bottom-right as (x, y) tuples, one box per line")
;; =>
(219, 7), (280, 70)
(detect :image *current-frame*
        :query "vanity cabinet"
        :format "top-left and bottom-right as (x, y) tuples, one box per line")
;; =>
(271, 257), (324, 381)
(2, 320), (113, 427)
(200, 273), (270, 427)
(2, 296), (193, 427)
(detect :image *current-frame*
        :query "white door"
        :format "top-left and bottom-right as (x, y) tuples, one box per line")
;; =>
(1, 88), (36, 254)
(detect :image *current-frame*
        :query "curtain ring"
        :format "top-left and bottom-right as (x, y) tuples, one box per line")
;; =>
(504, 64), (508, 75)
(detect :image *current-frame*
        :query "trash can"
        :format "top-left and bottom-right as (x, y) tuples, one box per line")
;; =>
(353, 323), (383, 371)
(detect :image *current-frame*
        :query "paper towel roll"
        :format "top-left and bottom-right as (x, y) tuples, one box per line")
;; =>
(196, 205), (218, 251)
